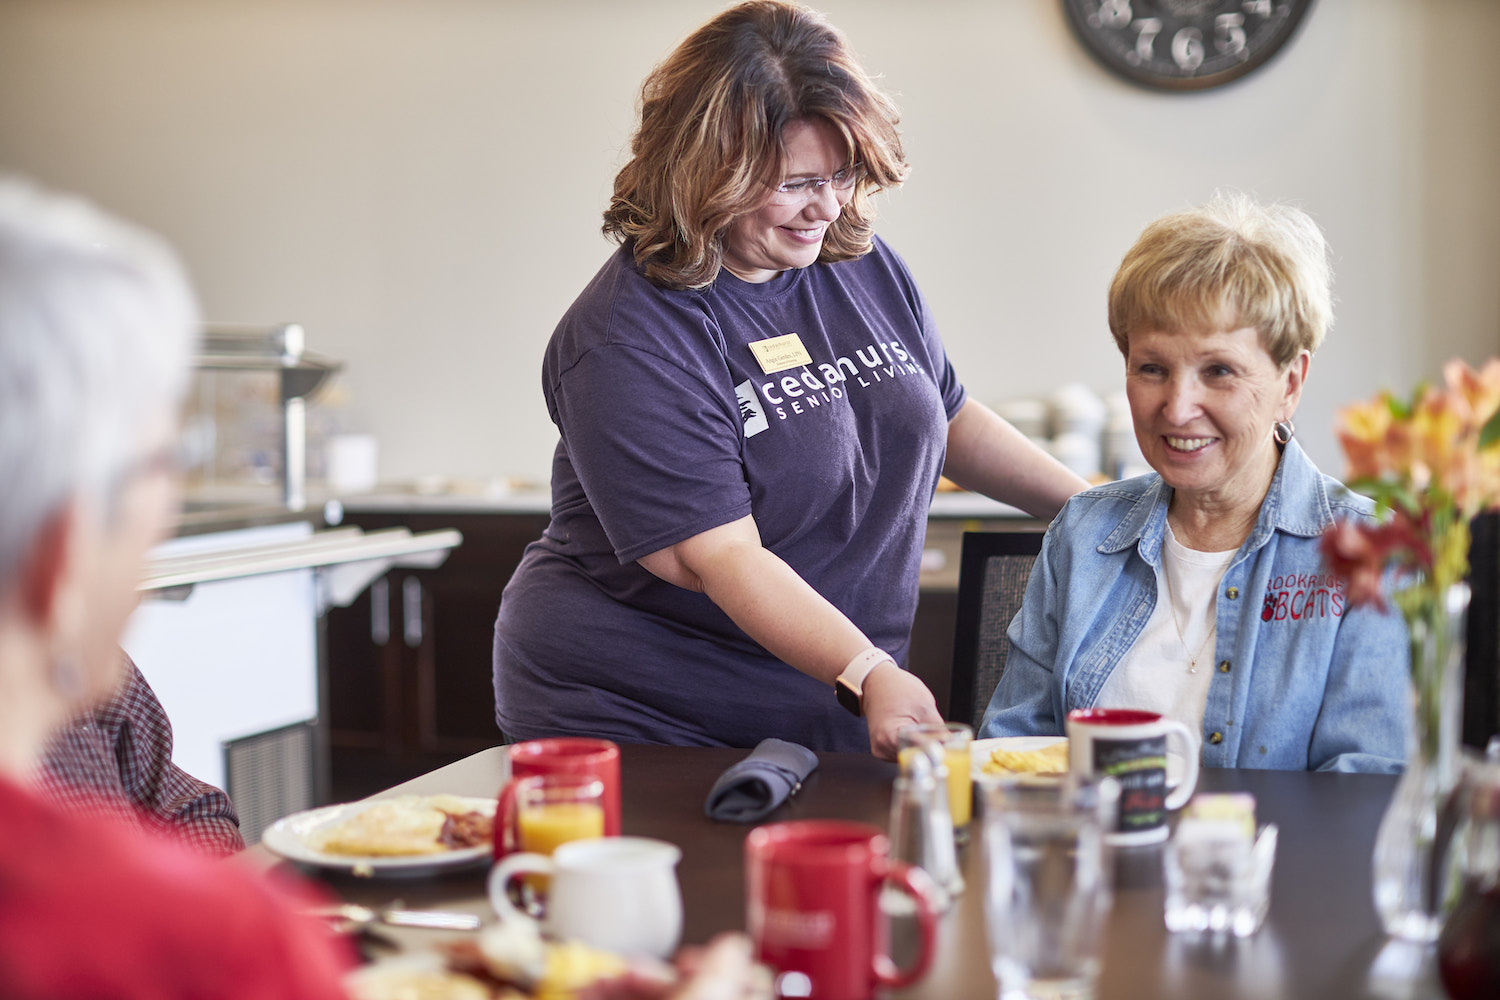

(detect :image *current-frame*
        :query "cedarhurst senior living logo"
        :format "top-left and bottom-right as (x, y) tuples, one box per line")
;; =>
(734, 337), (925, 439)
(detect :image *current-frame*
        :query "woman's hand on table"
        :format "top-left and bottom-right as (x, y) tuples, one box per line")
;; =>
(862, 661), (944, 760)
(579, 933), (772, 1000)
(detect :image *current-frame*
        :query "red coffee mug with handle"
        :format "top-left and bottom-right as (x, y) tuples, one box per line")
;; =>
(745, 820), (939, 1000)
(494, 738), (622, 858)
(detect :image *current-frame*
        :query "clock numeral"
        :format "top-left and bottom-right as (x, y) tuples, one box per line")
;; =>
(1242, 0), (1273, 16)
(1171, 26), (1205, 72)
(1129, 17), (1161, 66)
(1216, 13), (1248, 56)
(1093, 0), (1133, 30)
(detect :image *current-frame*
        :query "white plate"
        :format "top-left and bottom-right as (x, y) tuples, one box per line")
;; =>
(262, 796), (495, 877)
(970, 736), (1186, 786)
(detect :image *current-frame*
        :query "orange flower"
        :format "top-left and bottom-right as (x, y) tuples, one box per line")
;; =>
(1337, 397), (1398, 482)
(1325, 357), (1500, 609)
(1443, 358), (1500, 431)
(1409, 388), (1465, 496)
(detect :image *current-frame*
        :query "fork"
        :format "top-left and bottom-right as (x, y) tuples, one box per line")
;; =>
(310, 901), (481, 933)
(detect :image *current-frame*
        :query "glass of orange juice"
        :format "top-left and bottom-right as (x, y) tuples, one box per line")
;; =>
(512, 774), (607, 897)
(898, 722), (974, 837)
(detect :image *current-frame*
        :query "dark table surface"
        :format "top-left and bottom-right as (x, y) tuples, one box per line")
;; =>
(262, 744), (1450, 1000)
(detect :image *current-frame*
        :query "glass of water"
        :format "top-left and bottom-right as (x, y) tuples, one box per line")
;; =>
(980, 775), (1119, 1000)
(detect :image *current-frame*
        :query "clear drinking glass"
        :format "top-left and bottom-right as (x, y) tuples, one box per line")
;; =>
(898, 722), (974, 833)
(980, 775), (1119, 1000)
(514, 774), (606, 856)
(511, 773), (606, 901)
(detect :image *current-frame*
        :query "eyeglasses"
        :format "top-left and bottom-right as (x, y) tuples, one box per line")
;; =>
(767, 163), (864, 206)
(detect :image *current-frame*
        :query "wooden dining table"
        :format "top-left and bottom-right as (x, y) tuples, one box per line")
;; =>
(257, 743), (1451, 1000)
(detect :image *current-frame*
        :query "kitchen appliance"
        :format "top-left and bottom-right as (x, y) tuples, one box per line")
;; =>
(190, 322), (341, 512)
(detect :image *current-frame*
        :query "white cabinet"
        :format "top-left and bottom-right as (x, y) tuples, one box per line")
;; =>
(122, 519), (461, 840)
(123, 522), (319, 792)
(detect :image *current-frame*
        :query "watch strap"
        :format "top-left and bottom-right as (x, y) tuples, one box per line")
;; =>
(835, 647), (896, 716)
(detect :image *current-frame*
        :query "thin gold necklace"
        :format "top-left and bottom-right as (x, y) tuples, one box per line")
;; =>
(1160, 556), (1216, 674)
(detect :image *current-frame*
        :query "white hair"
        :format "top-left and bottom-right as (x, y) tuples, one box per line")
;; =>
(0, 177), (199, 589)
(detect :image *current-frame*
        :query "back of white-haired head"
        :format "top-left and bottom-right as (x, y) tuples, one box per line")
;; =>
(0, 178), (199, 591)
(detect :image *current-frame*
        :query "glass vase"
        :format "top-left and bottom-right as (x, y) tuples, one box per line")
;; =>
(1372, 581), (1470, 942)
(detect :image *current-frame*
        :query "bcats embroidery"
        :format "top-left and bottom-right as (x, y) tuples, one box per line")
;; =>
(1261, 572), (1347, 622)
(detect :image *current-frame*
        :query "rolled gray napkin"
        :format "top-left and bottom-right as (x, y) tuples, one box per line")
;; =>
(704, 738), (819, 822)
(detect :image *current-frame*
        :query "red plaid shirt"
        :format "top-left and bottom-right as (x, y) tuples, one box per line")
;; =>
(33, 651), (246, 856)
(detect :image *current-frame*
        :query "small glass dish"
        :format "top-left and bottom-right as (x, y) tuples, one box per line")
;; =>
(1164, 818), (1278, 938)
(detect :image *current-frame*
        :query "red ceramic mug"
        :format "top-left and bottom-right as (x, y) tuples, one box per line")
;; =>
(494, 738), (621, 858)
(745, 820), (939, 1000)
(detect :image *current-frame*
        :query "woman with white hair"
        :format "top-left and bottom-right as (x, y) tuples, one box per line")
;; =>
(0, 178), (353, 997)
(0, 177), (763, 1000)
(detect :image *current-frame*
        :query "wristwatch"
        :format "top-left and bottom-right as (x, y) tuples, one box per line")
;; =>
(835, 647), (896, 716)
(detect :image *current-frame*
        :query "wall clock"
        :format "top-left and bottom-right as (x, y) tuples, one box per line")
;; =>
(1061, 0), (1316, 92)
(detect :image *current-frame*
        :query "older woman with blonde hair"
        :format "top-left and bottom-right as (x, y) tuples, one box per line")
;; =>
(980, 192), (1409, 773)
(495, 0), (1085, 759)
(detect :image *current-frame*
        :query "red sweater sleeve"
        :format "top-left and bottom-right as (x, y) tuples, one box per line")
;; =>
(0, 777), (354, 1000)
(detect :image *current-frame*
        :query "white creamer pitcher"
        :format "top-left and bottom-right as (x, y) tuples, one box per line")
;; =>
(487, 836), (683, 959)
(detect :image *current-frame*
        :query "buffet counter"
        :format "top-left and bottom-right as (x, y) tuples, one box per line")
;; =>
(129, 507), (463, 841)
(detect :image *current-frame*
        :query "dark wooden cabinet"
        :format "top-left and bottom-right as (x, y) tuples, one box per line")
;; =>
(323, 510), (548, 801)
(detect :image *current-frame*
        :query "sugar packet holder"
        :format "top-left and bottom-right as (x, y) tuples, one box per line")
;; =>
(1163, 792), (1278, 938)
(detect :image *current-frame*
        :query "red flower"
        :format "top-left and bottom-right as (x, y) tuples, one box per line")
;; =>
(1319, 512), (1428, 612)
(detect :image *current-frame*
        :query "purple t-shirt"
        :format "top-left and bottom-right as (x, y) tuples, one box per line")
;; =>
(494, 237), (966, 751)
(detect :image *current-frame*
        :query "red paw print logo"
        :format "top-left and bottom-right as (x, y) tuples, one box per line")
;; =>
(1262, 591), (1277, 622)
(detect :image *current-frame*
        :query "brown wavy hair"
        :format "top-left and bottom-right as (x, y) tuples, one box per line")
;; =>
(603, 1), (909, 290)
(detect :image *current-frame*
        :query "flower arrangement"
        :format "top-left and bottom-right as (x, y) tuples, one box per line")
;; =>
(1322, 359), (1500, 941)
(1320, 358), (1500, 764)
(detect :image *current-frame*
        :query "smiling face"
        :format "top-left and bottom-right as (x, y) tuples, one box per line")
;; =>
(1126, 325), (1308, 517)
(721, 117), (853, 284)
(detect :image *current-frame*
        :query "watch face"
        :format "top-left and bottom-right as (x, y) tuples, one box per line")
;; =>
(1062, 0), (1316, 92)
(836, 678), (863, 716)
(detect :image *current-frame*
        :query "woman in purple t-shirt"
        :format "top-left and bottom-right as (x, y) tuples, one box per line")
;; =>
(493, 1), (1086, 759)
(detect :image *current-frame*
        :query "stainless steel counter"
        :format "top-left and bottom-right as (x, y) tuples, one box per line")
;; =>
(170, 500), (323, 537)
(339, 486), (1034, 520)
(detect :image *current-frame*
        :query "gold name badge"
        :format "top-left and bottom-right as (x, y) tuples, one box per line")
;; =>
(748, 333), (813, 375)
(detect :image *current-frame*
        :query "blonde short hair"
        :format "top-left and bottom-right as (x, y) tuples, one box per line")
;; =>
(1107, 192), (1332, 368)
(603, 1), (908, 290)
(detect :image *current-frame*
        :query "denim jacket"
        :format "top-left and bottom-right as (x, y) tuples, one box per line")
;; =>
(979, 440), (1409, 773)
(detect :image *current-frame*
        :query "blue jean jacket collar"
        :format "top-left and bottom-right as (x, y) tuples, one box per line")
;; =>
(1097, 439), (1335, 570)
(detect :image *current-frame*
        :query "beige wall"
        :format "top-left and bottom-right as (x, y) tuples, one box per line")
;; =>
(1, 0), (1496, 485)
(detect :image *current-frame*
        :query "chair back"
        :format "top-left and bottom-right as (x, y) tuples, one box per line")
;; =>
(948, 530), (1045, 731)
